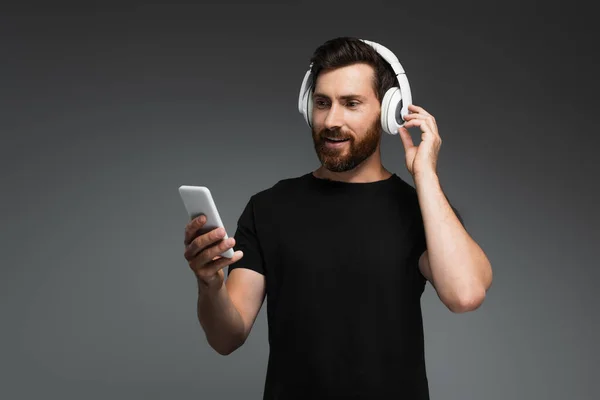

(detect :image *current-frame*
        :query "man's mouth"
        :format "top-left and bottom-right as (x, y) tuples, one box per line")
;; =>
(325, 137), (350, 143)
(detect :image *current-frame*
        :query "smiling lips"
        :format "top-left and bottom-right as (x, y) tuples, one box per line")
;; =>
(324, 137), (350, 148)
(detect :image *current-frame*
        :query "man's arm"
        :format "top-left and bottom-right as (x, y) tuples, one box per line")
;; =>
(415, 171), (493, 313)
(225, 268), (266, 341)
(197, 268), (266, 355)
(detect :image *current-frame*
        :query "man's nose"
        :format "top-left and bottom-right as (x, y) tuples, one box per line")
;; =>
(324, 103), (344, 130)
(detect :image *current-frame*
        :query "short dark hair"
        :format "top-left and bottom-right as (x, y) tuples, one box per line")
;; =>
(308, 36), (398, 102)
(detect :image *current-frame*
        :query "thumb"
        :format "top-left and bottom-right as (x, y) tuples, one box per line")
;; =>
(398, 126), (415, 151)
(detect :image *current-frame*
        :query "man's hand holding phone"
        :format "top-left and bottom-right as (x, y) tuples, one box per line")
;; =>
(183, 214), (244, 292)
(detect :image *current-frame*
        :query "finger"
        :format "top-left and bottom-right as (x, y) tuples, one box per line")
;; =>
(192, 249), (243, 280)
(403, 113), (429, 120)
(195, 250), (244, 279)
(404, 120), (439, 142)
(184, 226), (227, 261)
(405, 115), (439, 140)
(407, 115), (438, 134)
(397, 126), (416, 150)
(184, 214), (207, 246)
(407, 104), (431, 116)
(404, 113), (436, 129)
(402, 119), (428, 131)
(203, 236), (236, 265)
(192, 235), (236, 267)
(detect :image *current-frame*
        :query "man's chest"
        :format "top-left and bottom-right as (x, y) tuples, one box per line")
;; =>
(257, 200), (424, 302)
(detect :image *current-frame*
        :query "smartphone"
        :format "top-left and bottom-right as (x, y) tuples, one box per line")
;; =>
(178, 185), (235, 258)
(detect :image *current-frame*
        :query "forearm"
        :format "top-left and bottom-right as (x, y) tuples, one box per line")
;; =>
(414, 171), (492, 310)
(197, 279), (246, 355)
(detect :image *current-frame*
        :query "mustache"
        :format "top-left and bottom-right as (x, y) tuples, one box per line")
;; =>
(317, 129), (351, 140)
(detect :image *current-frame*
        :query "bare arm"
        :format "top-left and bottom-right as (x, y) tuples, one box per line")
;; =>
(184, 215), (266, 355)
(197, 268), (266, 355)
(415, 171), (492, 313)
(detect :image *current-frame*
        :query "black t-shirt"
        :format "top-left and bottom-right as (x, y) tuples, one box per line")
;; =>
(228, 172), (463, 399)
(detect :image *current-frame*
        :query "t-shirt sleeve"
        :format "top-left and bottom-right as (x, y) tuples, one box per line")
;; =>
(227, 195), (266, 277)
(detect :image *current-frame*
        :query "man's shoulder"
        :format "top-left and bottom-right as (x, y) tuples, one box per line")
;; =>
(250, 172), (310, 201)
(245, 171), (422, 208)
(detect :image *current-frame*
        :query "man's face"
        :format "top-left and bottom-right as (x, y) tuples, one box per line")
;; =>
(311, 63), (382, 173)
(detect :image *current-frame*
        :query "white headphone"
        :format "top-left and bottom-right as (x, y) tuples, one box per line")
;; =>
(298, 39), (412, 135)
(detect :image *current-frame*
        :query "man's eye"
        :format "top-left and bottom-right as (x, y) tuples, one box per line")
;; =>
(315, 100), (329, 108)
(347, 101), (359, 107)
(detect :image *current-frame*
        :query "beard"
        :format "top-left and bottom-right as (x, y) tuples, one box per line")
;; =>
(311, 115), (381, 173)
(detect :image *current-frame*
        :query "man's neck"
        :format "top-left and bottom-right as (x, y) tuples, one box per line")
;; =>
(313, 165), (392, 183)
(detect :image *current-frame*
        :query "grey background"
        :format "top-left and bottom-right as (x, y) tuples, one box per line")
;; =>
(1, 2), (598, 399)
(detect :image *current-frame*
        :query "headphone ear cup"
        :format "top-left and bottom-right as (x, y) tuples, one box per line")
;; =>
(298, 69), (313, 127)
(380, 87), (405, 135)
(306, 94), (313, 128)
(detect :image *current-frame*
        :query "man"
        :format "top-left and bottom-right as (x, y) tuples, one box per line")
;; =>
(183, 37), (493, 399)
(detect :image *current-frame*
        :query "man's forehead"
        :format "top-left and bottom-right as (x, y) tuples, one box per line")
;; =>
(313, 64), (376, 99)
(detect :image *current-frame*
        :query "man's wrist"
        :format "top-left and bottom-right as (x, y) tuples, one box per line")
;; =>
(414, 169), (439, 187)
(197, 271), (225, 296)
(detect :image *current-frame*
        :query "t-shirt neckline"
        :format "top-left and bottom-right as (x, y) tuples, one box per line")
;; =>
(305, 171), (398, 189)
